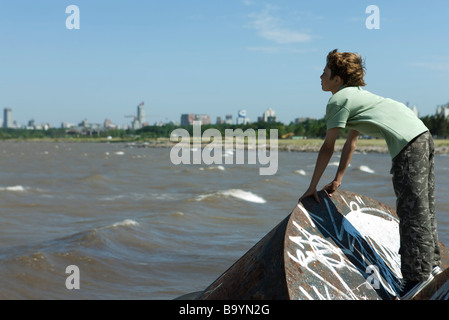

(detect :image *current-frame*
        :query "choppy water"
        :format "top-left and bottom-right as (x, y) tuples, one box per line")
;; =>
(0, 141), (447, 299)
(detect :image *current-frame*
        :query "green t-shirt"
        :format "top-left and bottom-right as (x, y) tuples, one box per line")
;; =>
(325, 87), (428, 159)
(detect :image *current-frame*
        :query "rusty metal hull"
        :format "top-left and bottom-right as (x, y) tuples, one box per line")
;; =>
(196, 190), (449, 300)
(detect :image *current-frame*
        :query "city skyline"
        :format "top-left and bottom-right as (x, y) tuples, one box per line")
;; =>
(5, 100), (442, 132)
(1, 1), (448, 127)
(0, 103), (286, 129)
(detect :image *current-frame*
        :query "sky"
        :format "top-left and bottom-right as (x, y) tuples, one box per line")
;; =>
(0, 0), (448, 128)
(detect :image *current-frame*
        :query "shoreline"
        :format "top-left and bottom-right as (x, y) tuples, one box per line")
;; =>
(1, 138), (449, 154)
(124, 138), (449, 155)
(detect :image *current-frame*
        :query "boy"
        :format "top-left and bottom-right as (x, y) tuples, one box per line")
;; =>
(299, 49), (441, 300)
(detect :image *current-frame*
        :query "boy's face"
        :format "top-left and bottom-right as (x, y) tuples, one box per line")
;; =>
(320, 66), (343, 94)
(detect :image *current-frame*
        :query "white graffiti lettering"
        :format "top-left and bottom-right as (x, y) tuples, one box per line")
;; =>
(288, 195), (402, 299)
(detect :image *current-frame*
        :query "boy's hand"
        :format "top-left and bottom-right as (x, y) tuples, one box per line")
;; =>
(298, 187), (320, 204)
(322, 180), (341, 197)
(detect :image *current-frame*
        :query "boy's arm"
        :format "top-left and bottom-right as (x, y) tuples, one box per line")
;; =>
(299, 127), (340, 203)
(323, 129), (360, 196)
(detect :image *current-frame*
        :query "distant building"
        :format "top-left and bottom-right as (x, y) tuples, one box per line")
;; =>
(225, 114), (233, 125)
(294, 117), (312, 123)
(131, 118), (141, 130)
(216, 114), (234, 125)
(410, 105), (419, 117)
(25, 119), (49, 130)
(196, 114), (210, 125)
(126, 102), (148, 129)
(237, 109), (250, 125)
(61, 122), (76, 129)
(181, 114), (211, 125)
(79, 119), (89, 128)
(34, 123), (50, 131)
(104, 118), (119, 130)
(259, 108), (277, 123)
(130, 102), (147, 129)
(437, 104), (449, 118)
(137, 102), (146, 125)
(3, 108), (13, 128)
(181, 114), (195, 126)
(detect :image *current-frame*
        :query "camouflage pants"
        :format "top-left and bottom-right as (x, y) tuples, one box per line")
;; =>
(391, 131), (441, 281)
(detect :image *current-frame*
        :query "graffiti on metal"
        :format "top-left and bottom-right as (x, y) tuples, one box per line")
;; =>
(287, 192), (402, 300)
(189, 190), (449, 300)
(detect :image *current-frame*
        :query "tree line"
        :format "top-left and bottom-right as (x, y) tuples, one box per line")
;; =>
(421, 114), (449, 138)
(137, 118), (329, 139)
(0, 114), (448, 140)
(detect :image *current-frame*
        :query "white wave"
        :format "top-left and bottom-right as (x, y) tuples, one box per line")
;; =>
(329, 161), (351, 168)
(0, 185), (26, 192)
(96, 219), (140, 231)
(207, 165), (225, 171)
(111, 219), (139, 228)
(152, 193), (180, 201)
(197, 189), (266, 204)
(114, 151), (125, 155)
(100, 194), (126, 201)
(100, 192), (179, 201)
(223, 150), (234, 158)
(198, 165), (225, 171)
(294, 169), (306, 176)
(358, 165), (375, 174)
(223, 189), (266, 203)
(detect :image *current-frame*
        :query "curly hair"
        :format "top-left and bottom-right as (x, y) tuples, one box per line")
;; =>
(326, 49), (366, 87)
